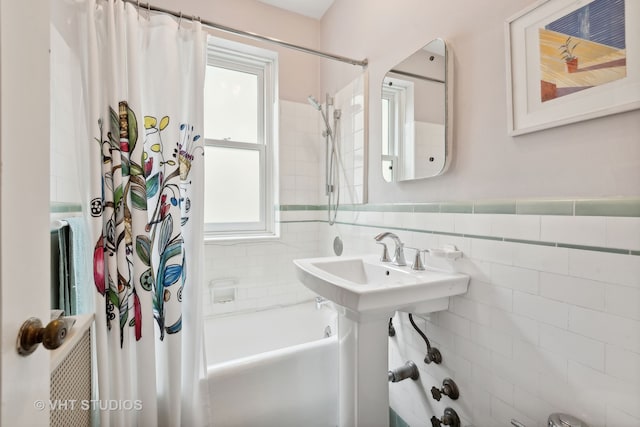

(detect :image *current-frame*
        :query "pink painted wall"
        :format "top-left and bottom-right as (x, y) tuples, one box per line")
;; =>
(153, 0), (322, 102)
(149, 0), (640, 201)
(320, 0), (640, 202)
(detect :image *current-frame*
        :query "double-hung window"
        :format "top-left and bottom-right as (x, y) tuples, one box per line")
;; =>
(381, 76), (413, 182)
(203, 37), (277, 239)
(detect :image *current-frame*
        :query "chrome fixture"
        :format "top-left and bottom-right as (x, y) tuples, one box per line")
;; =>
(388, 317), (396, 337)
(126, 1), (367, 67)
(333, 236), (344, 255)
(430, 408), (461, 427)
(307, 95), (322, 111)
(315, 296), (329, 310)
(324, 325), (332, 338)
(308, 93), (342, 225)
(548, 413), (589, 427)
(430, 378), (460, 401)
(373, 232), (406, 266)
(408, 313), (442, 364)
(407, 247), (427, 270)
(388, 361), (419, 383)
(375, 242), (391, 262)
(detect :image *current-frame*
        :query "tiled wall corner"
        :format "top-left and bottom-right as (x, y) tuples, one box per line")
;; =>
(314, 201), (640, 427)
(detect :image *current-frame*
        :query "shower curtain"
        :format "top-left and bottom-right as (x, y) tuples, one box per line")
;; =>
(78, 1), (207, 425)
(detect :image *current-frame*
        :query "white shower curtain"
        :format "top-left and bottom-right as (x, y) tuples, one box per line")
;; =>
(78, 1), (207, 425)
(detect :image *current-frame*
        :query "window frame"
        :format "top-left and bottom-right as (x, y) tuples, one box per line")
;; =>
(204, 37), (278, 241)
(382, 76), (413, 182)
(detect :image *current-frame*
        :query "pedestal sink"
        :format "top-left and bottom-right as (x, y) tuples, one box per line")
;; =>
(293, 254), (470, 427)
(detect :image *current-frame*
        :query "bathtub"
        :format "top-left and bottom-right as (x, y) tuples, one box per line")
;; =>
(205, 302), (338, 427)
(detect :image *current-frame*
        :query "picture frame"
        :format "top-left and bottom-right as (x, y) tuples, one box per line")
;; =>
(505, 0), (640, 136)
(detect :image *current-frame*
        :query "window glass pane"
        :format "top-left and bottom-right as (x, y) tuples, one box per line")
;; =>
(381, 98), (390, 156)
(204, 66), (258, 143)
(382, 159), (394, 182)
(204, 146), (261, 224)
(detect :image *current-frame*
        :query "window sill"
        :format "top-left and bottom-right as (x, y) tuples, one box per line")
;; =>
(204, 231), (280, 244)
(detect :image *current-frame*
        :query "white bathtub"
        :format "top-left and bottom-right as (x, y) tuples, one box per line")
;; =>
(205, 302), (338, 427)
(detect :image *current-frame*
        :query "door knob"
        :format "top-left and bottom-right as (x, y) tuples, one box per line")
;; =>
(17, 317), (69, 356)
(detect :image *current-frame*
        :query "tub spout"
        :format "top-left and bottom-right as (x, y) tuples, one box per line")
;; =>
(388, 361), (419, 382)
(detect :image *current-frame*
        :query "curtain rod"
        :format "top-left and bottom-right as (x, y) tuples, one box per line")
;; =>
(124, 0), (368, 68)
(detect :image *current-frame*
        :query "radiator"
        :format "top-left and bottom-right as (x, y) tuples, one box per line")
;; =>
(50, 315), (93, 427)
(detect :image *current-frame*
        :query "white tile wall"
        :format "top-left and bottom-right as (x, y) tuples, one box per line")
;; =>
(333, 75), (366, 204)
(51, 27), (82, 204)
(491, 214), (541, 241)
(539, 272), (606, 311)
(605, 217), (640, 251)
(568, 249), (640, 288)
(541, 216), (607, 247)
(279, 100), (323, 205)
(321, 210), (640, 427)
(203, 218), (321, 316)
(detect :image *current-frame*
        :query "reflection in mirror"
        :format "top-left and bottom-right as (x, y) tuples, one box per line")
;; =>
(381, 39), (450, 182)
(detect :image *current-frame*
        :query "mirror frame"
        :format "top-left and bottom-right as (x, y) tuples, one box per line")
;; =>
(380, 38), (452, 182)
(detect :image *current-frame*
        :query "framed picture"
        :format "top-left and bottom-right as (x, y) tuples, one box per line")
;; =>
(505, 0), (640, 135)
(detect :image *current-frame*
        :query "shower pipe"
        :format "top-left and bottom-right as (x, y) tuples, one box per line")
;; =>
(308, 94), (341, 225)
(408, 313), (442, 364)
(124, 0), (368, 68)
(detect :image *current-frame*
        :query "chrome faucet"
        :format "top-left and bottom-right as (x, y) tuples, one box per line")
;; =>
(374, 232), (407, 266)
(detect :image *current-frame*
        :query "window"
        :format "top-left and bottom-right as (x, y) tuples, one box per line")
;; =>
(381, 88), (397, 182)
(204, 37), (278, 239)
(381, 77), (413, 182)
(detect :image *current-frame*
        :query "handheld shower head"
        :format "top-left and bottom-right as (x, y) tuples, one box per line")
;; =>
(307, 95), (322, 111)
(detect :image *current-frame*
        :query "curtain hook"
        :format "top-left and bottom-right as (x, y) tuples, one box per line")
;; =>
(178, 11), (182, 28)
(147, 1), (151, 19)
(136, 0), (140, 20)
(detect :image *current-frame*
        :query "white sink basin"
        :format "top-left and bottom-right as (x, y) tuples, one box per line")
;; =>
(294, 254), (469, 317)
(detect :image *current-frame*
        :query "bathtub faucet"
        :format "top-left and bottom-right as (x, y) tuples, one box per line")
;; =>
(374, 232), (407, 266)
(315, 296), (329, 310)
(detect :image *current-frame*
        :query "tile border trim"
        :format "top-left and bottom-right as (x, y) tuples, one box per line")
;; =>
(278, 197), (640, 217)
(344, 221), (639, 255)
(278, 219), (639, 256)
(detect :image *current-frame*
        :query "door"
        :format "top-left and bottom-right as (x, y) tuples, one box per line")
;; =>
(0, 1), (51, 425)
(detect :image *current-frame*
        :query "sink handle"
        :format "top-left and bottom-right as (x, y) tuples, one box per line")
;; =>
(406, 247), (427, 271)
(376, 242), (391, 262)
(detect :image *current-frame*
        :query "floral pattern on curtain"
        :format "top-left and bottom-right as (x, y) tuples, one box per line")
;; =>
(92, 103), (203, 345)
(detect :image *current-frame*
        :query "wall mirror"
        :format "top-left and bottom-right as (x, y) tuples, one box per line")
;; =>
(381, 38), (451, 182)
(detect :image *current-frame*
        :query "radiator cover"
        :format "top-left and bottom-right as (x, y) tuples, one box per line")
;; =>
(50, 328), (92, 427)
